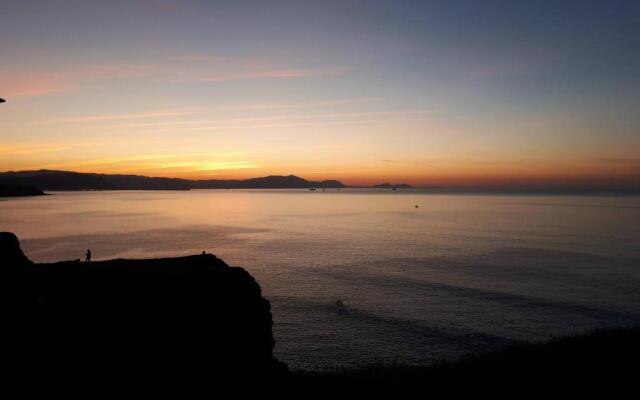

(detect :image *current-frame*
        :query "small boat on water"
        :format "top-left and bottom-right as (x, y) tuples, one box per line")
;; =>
(309, 187), (317, 191)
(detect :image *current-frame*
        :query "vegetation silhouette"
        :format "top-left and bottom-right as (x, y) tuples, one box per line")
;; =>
(293, 328), (639, 394)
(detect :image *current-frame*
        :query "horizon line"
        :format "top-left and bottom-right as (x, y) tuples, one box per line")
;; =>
(1, 168), (639, 193)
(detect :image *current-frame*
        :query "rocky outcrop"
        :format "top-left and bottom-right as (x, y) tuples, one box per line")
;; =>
(0, 232), (33, 266)
(1, 232), (286, 383)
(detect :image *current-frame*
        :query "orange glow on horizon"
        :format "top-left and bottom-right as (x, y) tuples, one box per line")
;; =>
(2, 155), (637, 189)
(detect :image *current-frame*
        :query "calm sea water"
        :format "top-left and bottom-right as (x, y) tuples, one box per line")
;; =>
(2, 190), (639, 370)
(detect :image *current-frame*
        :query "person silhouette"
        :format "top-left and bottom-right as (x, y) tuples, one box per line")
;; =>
(85, 249), (92, 263)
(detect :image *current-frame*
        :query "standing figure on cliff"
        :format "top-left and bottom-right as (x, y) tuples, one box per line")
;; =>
(85, 249), (92, 263)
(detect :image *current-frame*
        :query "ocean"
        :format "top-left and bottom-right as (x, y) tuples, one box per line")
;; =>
(2, 189), (639, 370)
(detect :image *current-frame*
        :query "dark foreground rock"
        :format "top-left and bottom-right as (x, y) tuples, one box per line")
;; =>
(1, 232), (286, 386)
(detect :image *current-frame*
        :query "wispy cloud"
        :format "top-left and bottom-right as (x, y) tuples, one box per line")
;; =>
(137, 160), (258, 173)
(45, 110), (195, 124)
(102, 109), (434, 131)
(49, 97), (377, 128)
(0, 56), (341, 98)
(0, 73), (72, 98)
(176, 52), (345, 83)
(381, 159), (430, 166)
(202, 97), (378, 112)
(0, 145), (67, 156)
(37, 152), (258, 176)
(198, 67), (340, 83)
(0, 63), (158, 98)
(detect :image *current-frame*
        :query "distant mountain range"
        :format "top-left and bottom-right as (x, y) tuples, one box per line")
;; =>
(0, 170), (413, 192)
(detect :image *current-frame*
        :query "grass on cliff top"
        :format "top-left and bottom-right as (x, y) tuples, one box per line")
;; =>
(292, 327), (640, 388)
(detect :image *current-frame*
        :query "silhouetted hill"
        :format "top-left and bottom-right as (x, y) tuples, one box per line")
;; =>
(0, 169), (345, 190)
(2, 231), (286, 383)
(0, 170), (116, 190)
(195, 175), (344, 189)
(0, 183), (45, 197)
(316, 179), (344, 188)
(0, 170), (191, 190)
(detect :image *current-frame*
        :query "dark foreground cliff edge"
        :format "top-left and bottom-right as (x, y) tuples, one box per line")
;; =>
(2, 231), (638, 392)
(1, 231), (287, 386)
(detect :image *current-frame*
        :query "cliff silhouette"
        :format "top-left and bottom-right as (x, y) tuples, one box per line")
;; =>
(2, 232), (286, 386)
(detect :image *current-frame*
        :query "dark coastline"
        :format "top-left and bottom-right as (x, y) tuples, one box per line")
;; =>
(3, 231), (638, 391)
(0, 169), (417, 191)
(2, 169), (639, 194)
(0, 169), (346, 190)
(0, 183), (45, 197)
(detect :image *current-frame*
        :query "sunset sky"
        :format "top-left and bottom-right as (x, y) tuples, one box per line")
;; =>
(1, 0), (639, 188)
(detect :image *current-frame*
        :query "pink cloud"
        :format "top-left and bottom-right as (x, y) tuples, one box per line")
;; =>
(0, 53), (344, 98)
(0, 63), (160, 98)
(0, 72), (73, 98)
